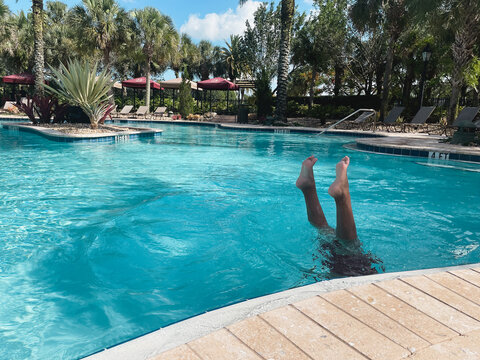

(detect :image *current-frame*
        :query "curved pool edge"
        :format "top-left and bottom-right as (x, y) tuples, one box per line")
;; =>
(83, 262), (480, 360)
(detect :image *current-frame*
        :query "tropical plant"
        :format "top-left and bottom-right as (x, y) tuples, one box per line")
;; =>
(131, 7), (179, 113)
(43, 60), (113, 129)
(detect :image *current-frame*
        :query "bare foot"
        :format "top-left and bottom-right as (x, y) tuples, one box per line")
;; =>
(296, 155), (317, 190)
(328, 156), (350, 199)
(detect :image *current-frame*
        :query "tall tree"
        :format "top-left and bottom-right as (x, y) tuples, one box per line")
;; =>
(172, 33), (200, 79)
(195, 40), (216, 80)
(240, 0), (294, 122)
(32, 0), (44, 94)
(351, 0), (408, 120)
(70, 0), (128, 73)
(131, 7), (178, 112)
(221, 34), (243, 82)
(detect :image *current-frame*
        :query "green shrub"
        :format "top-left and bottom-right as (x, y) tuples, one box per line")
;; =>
(178, 68), (195, 118)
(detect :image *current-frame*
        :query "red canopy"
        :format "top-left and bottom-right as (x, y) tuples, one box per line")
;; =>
(3, 73), (35, 85)
(197, 77), (239, 90)
(122, 77), (162, 90)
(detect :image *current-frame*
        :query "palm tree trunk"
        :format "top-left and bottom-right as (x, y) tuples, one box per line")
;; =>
(32, 0), (45, 95)
(145, 59), (151, 113)
(275, 0), (295, 123)
(380, 36), (395, 121)
(447, 70), (463, 125)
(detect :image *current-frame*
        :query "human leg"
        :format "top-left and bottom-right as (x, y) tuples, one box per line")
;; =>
(328, 156), (358, 242)
(296, 156), (331, 229)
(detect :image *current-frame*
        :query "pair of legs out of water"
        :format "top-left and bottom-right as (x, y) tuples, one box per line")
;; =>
(296, 155), (357, 243)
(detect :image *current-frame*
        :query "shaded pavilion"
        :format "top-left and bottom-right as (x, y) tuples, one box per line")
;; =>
(160, 78), (201, 110)
(197, 77), (239, 113)
(121, 77), (163, 110)
(2, 73), (36, 102)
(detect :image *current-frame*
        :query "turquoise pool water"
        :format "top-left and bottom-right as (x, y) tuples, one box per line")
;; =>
(1, 121), (480, 359)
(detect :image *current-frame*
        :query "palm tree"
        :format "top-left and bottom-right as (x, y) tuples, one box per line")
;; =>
(221, 34), (243, 82)
(196, 40), (215, 80)
(240, 0), (295, 122)
(70, 0), (127, 74)
(32, 0), (45, 94)
(131, 7), (178, 112)
(172, 33), (200, 79)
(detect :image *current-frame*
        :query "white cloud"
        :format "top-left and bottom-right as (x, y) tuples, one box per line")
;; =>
(304, 0), (314, 4)
(180, 1), (262, 42)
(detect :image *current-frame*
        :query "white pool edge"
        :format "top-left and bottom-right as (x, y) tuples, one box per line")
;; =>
(83, 262), (480, 360)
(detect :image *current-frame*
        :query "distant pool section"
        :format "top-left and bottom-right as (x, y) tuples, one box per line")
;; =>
(0, 120), (479, 359)
(1, 121), (162, 143)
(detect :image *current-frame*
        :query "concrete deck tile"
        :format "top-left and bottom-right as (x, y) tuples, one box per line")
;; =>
(294, 296), (409, 360)
(402, 276), (480, 320)
(260, 305), (368, 360)
(377, 280), (480, 334)
(322, 290), (429, 352)
(227, 315), (311, 360)
(349, 284), (457, 343)
(188, 328), (263, 360)
(449, 269), (480, 288)
(427, 272), (480, 306)
(407, 329), (480, 360)
(151, 345), (201, 360)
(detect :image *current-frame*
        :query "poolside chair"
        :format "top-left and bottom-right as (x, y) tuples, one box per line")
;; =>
(152, 106), (167, 119)
(380, 106), (405, 131)
(116, 105), (133, 118)
(402, 106), (436, 132)
(133, 105), (149, 118)
(448, 106), (480, 142)
(0, 101), (18, 114)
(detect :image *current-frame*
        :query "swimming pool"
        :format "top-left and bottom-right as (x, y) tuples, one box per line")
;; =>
(1, 121), (479, 359)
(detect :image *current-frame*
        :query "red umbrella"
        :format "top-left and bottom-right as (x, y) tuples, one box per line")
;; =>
(197, 77), (239, 90)
(121, 77), (162, 89)
(3, 73), (35, 85)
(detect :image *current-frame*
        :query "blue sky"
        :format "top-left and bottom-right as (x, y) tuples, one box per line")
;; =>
(6, 0), (314, 46)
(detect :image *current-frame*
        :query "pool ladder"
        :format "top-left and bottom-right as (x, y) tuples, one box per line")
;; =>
(317, 108), (376, 135)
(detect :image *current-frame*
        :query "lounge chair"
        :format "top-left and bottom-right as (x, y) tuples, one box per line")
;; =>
(0, 101), (18, 114)
(402, 106), (436, 132)
(152, 106), (167, 119)
(116, 105), (133, 118)
(133, 105), (149, 118)
(380, 106), (405, 131)
(448, 106), (480, 142)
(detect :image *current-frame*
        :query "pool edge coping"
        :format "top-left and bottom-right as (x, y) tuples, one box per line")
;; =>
(83, 262), (480, 360)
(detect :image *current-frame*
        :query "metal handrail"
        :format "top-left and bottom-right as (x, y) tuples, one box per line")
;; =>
(317, 108), (376, 135)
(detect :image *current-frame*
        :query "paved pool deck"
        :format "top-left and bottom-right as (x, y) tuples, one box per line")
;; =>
(85, 263), (480, 360)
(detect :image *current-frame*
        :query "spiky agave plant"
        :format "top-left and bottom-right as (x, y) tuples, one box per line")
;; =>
(43, 60), (112, 129)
